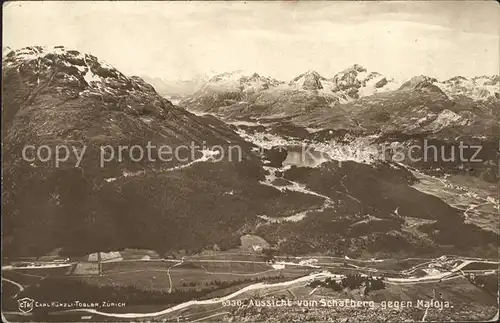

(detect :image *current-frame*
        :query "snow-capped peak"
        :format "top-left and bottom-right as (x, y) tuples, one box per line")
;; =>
(399, 75), (440, 91)
(203, 70), (282, 93)
(3, 45), (115, 70)
(289, 70), (328, 90)
(3, 45), (161, 103)
(397, 74), (499, 101)
(208, 70), (248, 83)
(330, 64), (400, 99)
(437, 75), (499, 101)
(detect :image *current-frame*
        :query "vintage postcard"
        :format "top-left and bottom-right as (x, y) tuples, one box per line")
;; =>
(2, 1), (499, 322)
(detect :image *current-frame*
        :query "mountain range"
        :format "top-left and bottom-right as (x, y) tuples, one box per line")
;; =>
(180, 65), (499, 114)
(2, 46), (499, 261)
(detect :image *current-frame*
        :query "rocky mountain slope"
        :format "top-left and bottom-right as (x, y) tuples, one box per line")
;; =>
(181, 65), (402, 115)
(329, 64), (400, 100)
(289, 70), (330, 91)
(279, 75), (499, 187)
(180, 70), (283, 112)
(1, 46), (323, 257)
(180, 65), (498, 119)
(180, 66), (498, 146)
(439, 75), (499, 101)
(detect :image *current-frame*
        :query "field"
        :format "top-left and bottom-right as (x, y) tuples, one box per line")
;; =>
(65, 259), (314, 295)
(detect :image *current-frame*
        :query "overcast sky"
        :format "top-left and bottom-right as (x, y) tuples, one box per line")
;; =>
(3, 1), (499, 81)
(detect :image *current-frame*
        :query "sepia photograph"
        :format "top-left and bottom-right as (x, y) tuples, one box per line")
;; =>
(1, 1), (499, 322)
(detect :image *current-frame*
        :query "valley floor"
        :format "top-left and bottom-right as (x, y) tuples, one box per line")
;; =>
(2, 253), (498, 322)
